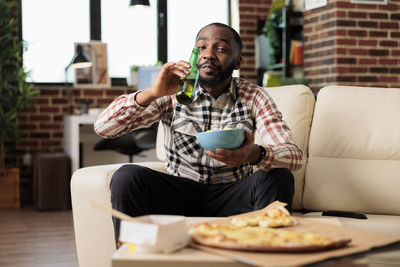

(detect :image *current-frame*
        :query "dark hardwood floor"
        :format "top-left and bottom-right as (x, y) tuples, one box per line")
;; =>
(0, 206), (78, 267)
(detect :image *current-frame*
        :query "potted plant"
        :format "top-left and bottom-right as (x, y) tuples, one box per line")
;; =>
(265, 6), (283, 64)
(0, 0), (37, 208)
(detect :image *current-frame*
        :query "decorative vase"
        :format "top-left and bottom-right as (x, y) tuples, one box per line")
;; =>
(130, 71), (139, 87)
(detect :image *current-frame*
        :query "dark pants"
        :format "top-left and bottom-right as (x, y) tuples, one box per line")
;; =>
(110, 164), (294, 244)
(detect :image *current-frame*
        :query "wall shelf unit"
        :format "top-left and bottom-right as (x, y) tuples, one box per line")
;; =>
(257, 7), (304, 86)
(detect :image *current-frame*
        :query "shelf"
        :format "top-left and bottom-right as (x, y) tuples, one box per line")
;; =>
(257, 7), (304, 86)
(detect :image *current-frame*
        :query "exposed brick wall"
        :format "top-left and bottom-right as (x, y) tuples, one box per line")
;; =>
(303, 0), (400, 93)
(18, 86), (134, 154)
(16, 86), (134, 205)
(239, 0), (272, 83)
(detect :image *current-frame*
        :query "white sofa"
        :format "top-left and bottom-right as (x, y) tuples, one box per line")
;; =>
(71, 84), (400, 267)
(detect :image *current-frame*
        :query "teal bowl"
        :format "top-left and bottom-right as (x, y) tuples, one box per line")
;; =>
(195, 128), (246, 152)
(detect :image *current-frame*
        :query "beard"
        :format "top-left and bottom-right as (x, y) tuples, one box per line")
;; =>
(198, 59), (236, 88)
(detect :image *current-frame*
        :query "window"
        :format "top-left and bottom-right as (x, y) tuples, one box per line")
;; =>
(22, 0), (158, 83)
(101, 0), (158, 79)
(21, 0), (230, 83)
(167, 0), (229, 62)
(22, 0), (90, 83)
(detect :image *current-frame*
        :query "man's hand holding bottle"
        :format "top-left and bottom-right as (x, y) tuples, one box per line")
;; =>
(136, 48), (200, 107)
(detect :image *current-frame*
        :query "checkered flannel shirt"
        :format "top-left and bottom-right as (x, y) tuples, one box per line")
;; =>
(94, 77), (303, 184)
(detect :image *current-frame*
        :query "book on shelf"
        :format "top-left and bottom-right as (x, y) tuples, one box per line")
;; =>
(289, 40), (303, 66)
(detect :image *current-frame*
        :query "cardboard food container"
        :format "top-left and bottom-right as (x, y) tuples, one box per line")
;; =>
(119, 215), (190, 254)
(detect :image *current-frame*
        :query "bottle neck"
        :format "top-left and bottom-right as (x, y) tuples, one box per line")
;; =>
(187, 48), (200, 79)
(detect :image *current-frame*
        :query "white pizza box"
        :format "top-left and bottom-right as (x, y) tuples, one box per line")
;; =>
(119, 215), (190, 254)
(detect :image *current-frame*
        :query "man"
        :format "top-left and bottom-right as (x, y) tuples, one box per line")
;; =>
(94, 22), (303, 244)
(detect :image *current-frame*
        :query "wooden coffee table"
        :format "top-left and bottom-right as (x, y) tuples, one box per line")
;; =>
(111, 217), (400, 267)
(112, 245), (248, 267)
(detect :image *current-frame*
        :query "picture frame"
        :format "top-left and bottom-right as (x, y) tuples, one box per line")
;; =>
(74, 41), (111, 88)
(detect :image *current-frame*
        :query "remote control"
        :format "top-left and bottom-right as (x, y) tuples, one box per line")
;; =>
(322, 210), (367, 219)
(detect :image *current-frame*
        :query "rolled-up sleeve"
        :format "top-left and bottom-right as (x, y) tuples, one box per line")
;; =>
(253, 90), (303, 171)
(94, 92), (166, 138)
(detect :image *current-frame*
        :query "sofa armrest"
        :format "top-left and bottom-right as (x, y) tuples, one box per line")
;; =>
(71, 162), (166, 267)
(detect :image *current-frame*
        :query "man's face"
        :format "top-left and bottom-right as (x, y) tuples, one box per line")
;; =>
(195, 25), (241, 89)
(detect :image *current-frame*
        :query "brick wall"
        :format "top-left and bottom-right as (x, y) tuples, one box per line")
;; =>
(239, 0), (272, 83)
(18, 86), (134, 155)
(16, 86), (134, 204)
(303, 0), (400, 93)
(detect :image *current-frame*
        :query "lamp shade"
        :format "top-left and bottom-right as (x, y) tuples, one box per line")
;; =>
(129, 0), (150, 7)
(70, 44), (92, 69)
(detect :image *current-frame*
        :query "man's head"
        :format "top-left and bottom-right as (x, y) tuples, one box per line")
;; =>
(195, 23), (242, 90)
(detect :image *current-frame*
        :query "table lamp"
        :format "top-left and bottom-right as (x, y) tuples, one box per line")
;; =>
(65, 44), (93, 114)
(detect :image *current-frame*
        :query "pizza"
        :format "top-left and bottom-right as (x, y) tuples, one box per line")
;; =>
(231, 205), (298, 228)
(189, 223), (351, 252)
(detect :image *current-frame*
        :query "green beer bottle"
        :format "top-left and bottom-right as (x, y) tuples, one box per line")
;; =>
(176, 47), (200, 105)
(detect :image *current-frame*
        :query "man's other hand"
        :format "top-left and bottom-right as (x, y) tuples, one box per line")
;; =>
(205, 131), (260, 167)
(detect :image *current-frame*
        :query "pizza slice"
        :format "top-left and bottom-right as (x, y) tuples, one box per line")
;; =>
(231, 205), (298, 228)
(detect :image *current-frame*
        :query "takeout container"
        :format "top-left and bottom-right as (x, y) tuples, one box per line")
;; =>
(119, 215), (190, 254)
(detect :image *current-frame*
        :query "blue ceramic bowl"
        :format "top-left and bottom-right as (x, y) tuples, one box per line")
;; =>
(195, 128), (246, 152)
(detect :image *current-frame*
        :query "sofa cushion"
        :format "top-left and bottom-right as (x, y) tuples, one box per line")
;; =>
(304, 85), (400, 215)
(263, 85), (315, 210)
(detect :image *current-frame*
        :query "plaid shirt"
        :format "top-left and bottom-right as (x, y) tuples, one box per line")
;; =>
(94, 77), (303, 184)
